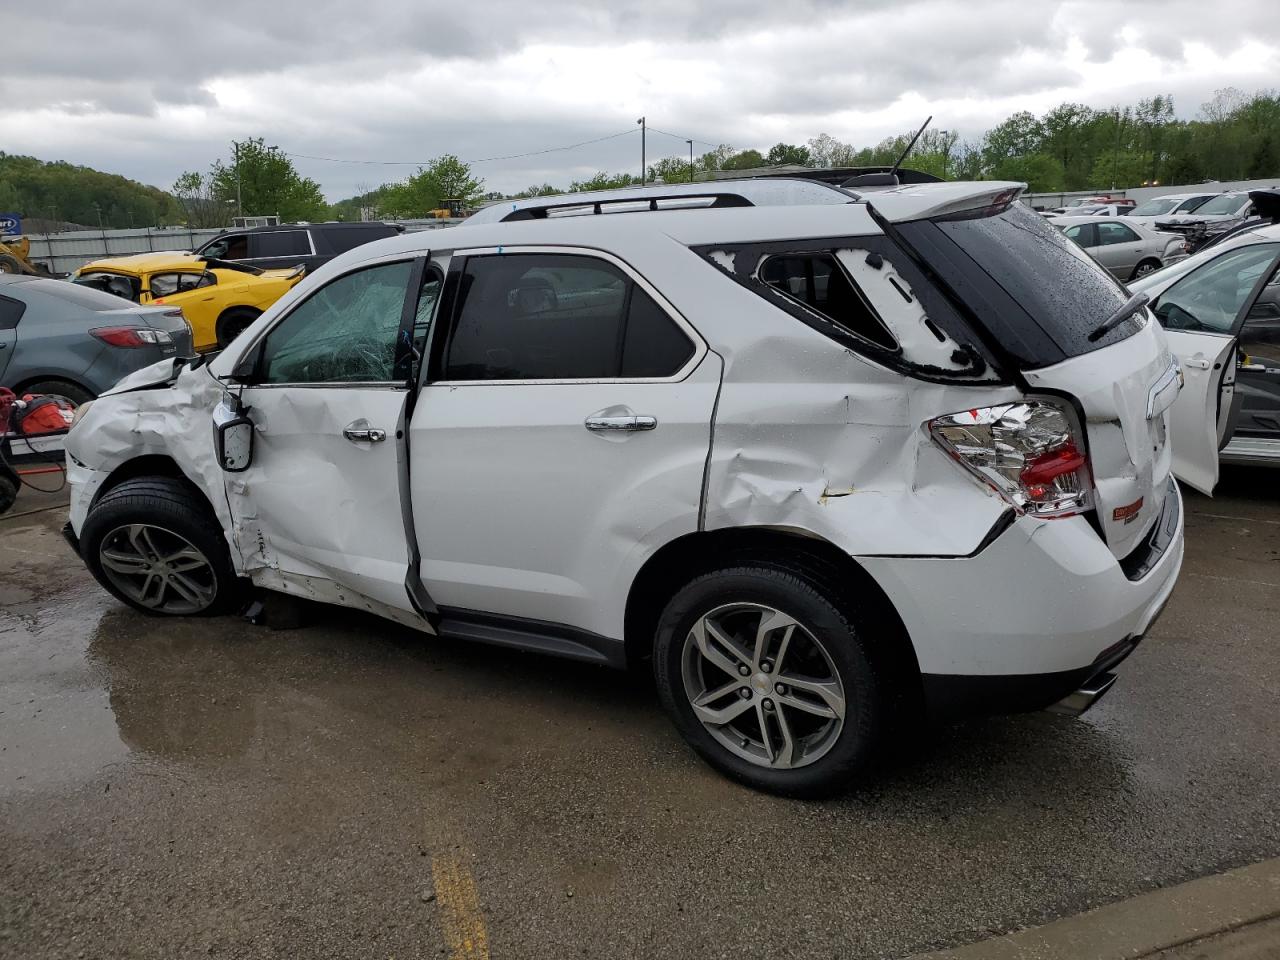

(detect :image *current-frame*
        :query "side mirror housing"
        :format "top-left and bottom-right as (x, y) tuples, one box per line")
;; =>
(213, 397), (254, 472)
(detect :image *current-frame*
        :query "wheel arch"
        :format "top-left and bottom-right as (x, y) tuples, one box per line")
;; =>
(92, 454), (220, 520)
(10, 372), (95, 398)
(624, 526), (921, 694)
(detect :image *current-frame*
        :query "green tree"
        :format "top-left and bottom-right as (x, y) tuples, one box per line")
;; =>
(379, 154), (484, 217)
(766, 143), (811, 166)
(210, 138), (328, 221)
(991, 154), (1065, 192)
(172, 171), (227, 228)
(720, 149), (765, 170)
(649, 156), (695, 183)
(806, 133), (858, 167)
(568, 171), (639, 191)
(981, 111), (1045, 171)
(513, 183), (562, 198)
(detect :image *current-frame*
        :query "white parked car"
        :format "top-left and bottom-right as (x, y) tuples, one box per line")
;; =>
(63, 178), (1221, 796)
(1124, 193), (1218, 227)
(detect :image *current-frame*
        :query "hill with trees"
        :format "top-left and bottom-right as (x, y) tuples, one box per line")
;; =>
(0, 153), (181, 228)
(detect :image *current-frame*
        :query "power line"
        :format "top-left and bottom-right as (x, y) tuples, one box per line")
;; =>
(283, 127), (640, 167)
(646, 126), (720, 149)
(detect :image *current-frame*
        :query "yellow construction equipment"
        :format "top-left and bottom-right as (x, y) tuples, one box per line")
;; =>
(0, 237), (54, 276)
(427, 199), (468, 220)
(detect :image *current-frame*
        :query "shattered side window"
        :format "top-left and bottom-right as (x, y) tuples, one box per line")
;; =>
(758, 254), (896, 350)
(260, 261), (412, 384)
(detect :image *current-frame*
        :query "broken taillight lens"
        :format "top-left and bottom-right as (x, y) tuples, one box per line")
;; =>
(928, 401), (1092, 518)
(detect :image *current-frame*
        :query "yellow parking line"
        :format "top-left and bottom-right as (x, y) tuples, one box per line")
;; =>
(431, 853), (491, 960)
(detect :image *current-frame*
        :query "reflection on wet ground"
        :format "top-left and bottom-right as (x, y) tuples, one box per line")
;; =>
(1, 470), (1278, 959)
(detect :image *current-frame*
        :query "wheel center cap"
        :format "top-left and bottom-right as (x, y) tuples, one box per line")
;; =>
(752, 672), (771, 694)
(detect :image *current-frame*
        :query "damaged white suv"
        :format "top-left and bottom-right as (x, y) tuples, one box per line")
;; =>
(65, 178), (1217, 796)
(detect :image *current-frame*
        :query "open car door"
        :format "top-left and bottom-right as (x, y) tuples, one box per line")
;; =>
(1152, 241), (1280, 495)
(1164, 329), (1237, 495)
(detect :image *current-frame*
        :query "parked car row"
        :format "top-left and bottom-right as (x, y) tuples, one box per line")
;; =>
(0, 220), (402, 408)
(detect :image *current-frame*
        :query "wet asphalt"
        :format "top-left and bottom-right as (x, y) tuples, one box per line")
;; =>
(1, 470), (1278, 960)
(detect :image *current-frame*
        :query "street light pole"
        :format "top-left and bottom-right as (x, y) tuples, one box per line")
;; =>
(234, 141), (243, 219)
(637, 117), (646, 184)
(687, 139), (694, 182)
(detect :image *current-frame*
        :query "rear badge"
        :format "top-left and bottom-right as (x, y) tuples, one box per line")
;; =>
(1113, 497), (1144, 524)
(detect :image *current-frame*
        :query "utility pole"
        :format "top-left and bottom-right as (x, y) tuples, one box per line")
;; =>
(1111, 109), (1121, 191)
(234, 141), (243, 218)
(637, 117), (646, 184)
(687, 140), (694, 182)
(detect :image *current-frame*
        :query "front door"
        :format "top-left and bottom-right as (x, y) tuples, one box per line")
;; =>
(1153, 242), (1280, 494)
(408, 248), (720, 641)
(226, 256), (427, 615)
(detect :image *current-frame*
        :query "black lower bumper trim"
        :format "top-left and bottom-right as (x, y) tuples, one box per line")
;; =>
(922, 636), (1141, 720)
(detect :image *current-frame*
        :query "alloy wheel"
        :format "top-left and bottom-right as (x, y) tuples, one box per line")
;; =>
(98, 523), (218, 614)
(681, 602), (846, 769)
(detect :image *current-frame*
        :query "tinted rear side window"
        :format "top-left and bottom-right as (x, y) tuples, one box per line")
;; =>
(254, 230), (311, 258)
(326, 225), (399, 254)
(442, 253), (693, 381)
(894, 201), (1131, 366)
(0, 294), (26, 329)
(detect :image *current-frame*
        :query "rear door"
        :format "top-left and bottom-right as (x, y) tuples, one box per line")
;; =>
(409, 247), (718, 639)
(1152, 242), (1280, 493)
(1225, 258), (1280, 445)
(247, 229), (314, 270)
(1094, 221), (1145, 279)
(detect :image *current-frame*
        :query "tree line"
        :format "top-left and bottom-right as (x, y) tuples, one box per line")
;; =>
(4, 87), (1276, 231)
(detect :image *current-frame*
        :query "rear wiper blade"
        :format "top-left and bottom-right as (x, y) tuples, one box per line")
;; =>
(1088, 292), (1150, 342)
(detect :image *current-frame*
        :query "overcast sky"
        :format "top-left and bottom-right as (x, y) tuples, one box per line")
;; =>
(3, 0), (1278, 200)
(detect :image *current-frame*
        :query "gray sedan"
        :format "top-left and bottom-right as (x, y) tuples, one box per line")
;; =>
(1051, 215), (1190, 281)
(0, 276), (194, 406)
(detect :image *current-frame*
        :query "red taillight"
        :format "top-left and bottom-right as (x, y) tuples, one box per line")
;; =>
(1020, 440), (1086, 496)
(89, 326), (172, 348)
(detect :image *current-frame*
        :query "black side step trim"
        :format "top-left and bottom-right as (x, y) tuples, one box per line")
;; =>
(435, 607), (626, 669)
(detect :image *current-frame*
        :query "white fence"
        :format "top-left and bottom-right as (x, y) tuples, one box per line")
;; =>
(23, 219), (462, 276)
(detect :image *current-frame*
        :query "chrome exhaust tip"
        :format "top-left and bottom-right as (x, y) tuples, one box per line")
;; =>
(1046, 671), (1118, 717)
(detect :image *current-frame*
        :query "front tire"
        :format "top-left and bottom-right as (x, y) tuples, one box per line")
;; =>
(653, 566), (886, 798)
(80, 477), (244, 616)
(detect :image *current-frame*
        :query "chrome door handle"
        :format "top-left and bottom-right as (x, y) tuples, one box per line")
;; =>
(343, 426), (387, 443)
(1183, 357), (1211, 370)
(584, 415), (657, 433)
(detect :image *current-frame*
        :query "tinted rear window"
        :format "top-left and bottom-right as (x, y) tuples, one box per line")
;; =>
(325, 225), (399, 254)
(894, 201), (1131, 366)
(254, 230), (311, 258)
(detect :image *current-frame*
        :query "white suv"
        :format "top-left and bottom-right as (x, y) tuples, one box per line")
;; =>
(64, 178), (1217, 796)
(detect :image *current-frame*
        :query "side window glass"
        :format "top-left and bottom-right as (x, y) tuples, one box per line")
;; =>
(758, 254), (896, 349)
(443, 254), (628, 380)
(254, 230), (311, 258)
(1154, 245), (1280, 334)
(149, 273), (180, 297)
(1063, 225), (1085, 243)
(621, 286), (695, 377)
(260, 261), (412, 384)
(195, 272), (216, 289)
(411, 268), (443, 378)
(1245, 261), (1280, 322)
(204, 234), (248, 260)
(1096, 223), (1136, 246)
(0, 295), (25, 330)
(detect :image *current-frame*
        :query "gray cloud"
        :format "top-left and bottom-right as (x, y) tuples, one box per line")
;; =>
(3, 0), (1277, 198)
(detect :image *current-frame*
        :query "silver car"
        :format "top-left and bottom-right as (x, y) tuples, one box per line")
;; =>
(1052, 215), (1189, 281)
(0, 276), (194, 406)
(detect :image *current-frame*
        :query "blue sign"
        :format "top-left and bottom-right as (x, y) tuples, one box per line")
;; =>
(0, 213), (21, 237)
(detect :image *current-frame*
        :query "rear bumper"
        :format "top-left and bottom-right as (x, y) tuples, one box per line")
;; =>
(859, 480), (1184, 719)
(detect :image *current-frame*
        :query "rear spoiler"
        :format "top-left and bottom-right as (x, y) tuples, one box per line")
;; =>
(861, 182), (1026, 223)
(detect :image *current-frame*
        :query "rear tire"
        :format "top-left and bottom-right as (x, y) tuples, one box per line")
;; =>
(215, 308), (261, 349)
(20, 379), (94, 407)
(80, 477), (245, 617)
(1131, 258), (1161, 280)
(653, 565), (888, 798)
(0, 255), (21, 274)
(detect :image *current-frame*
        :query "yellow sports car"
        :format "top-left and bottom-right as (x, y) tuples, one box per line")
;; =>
(73, 253), (305, 352)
